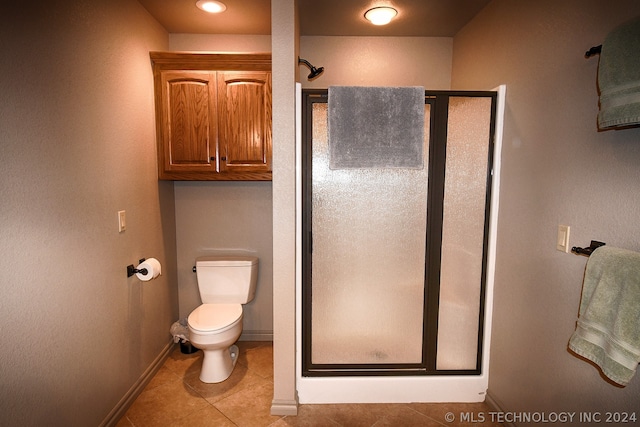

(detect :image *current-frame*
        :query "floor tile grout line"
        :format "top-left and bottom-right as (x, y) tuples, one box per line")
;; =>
(166, 372), (243, 427)
(404, 404), (450, 426)
(179, 373), (242, 426)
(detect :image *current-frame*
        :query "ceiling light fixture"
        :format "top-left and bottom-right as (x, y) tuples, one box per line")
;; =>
(364, 6), (397, 25)
(196, 0), (227, 14)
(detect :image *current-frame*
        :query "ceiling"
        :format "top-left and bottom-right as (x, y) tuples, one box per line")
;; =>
(137, 0), (492, 37)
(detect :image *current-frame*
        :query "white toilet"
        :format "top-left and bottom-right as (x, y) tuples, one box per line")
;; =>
(188, 255), (258, 383)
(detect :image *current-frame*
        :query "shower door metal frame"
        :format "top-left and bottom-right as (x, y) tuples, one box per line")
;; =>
(302, 89), (497, 377)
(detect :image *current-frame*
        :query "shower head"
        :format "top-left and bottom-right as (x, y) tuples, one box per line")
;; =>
(298, 57), (324, 80)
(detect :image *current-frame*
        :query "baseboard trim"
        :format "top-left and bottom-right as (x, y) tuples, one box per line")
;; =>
(271, 398), (299, 416)
(100, 340), (175, 427)
(485, 392), (515, 427)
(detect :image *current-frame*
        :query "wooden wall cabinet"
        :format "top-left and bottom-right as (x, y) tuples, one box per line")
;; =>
(151, 52), (272, 180)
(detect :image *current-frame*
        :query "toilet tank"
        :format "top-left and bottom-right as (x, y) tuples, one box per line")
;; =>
(195, 256), (259, 304)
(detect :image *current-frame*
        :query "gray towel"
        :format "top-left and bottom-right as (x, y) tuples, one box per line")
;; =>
(328, 86), (424, 169)
(568, 246), (640, 386)
(597, 17), (640, 129)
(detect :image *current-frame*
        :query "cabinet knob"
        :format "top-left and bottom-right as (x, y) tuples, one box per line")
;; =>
(221, 157), (227, 161)
(210, 157), (215, 161)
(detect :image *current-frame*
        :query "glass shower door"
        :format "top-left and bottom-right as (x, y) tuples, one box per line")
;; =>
(435, 96), (494, 370)
(302, 90), (496, 375)
(307, 99), (431, 368)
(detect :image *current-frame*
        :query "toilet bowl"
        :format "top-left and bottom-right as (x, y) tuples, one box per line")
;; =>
(188, 303), (244, 383)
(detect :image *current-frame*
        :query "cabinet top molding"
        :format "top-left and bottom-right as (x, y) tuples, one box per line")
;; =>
(150, 51), (271, 71)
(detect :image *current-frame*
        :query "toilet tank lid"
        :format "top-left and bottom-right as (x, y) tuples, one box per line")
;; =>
(196, 255), (258, 267)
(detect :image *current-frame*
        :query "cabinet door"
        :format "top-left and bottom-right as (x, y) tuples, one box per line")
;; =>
(158, 71), (217, 178)
(217, 71), (272, 174)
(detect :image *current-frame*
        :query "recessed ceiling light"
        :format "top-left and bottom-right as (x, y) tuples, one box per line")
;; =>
(196, 0), (227, 14)
(364, 6), (398, 26)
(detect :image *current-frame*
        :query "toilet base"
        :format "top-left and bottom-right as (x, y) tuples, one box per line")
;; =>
(199, 345), (239, 383)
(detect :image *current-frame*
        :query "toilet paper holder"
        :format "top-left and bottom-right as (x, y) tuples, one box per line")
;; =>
(126, 258), (148, 278)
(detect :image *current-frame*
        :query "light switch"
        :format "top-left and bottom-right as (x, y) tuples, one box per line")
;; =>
(118, 210), (126, 232)
(557, 224), (570, 253)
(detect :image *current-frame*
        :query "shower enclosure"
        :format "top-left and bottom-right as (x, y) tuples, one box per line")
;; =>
(295, 85), (505, 403)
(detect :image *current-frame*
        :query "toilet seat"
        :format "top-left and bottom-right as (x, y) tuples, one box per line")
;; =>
(188, 303), (242, 333)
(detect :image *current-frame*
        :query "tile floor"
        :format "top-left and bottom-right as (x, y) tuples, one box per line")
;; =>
(117, 342), (503, 427)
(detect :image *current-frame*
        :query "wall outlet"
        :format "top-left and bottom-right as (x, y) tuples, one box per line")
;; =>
(118, 210), (126, 233)
(557, 224), (570, 253)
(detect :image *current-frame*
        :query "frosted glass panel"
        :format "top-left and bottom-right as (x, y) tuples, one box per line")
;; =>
(436, 97), (492, 370)
(311, 103), (430, 365)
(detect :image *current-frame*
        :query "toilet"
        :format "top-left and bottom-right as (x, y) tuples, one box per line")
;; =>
(188, 255), (258, 383)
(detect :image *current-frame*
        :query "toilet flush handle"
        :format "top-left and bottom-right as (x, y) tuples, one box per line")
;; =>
(192, 266), (196, 273)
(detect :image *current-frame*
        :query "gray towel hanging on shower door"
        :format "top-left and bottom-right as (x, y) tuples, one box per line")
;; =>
(328, 86), (425, 169)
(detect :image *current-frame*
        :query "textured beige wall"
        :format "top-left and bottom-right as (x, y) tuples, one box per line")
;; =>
(452, 0), (640, 414)
(0, 1), (175, 425)
(169, 34), (271, 52)
(270, 0), (300, 415)
(300, 36), (452, 89)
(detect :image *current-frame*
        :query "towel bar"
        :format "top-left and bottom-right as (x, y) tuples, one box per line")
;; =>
(585, 45), (602, 58)
(571, 240), (605, 256)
